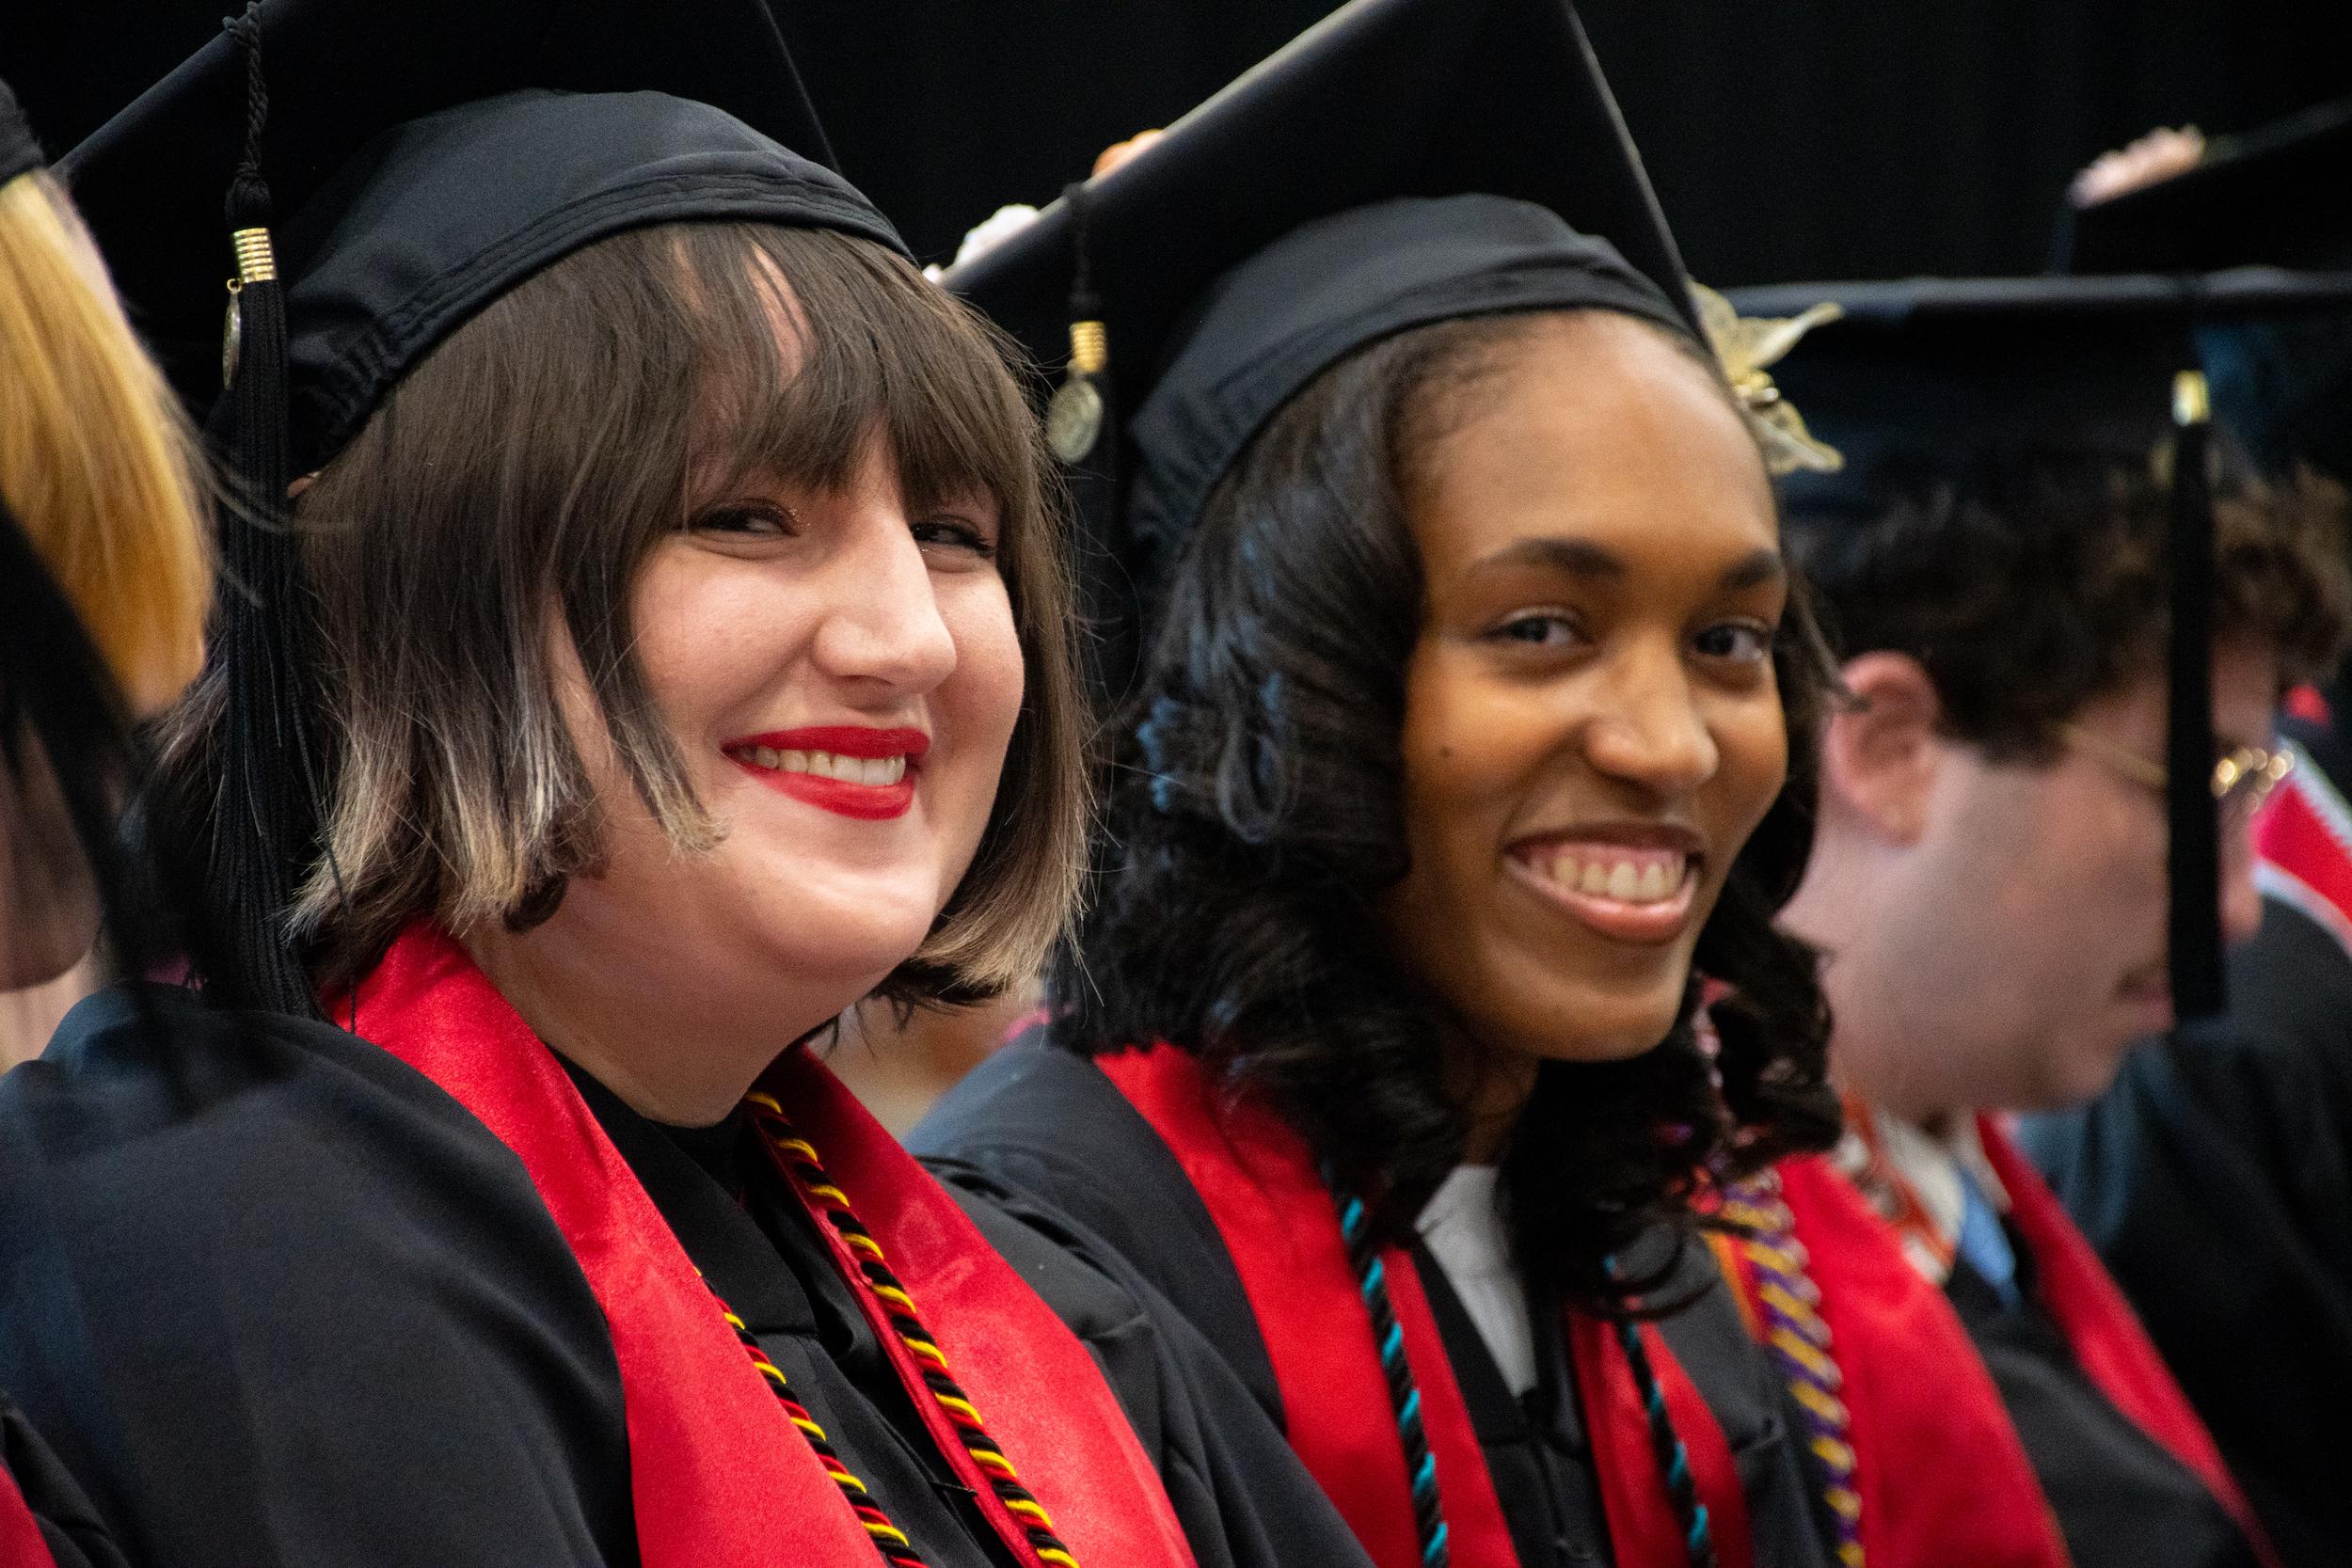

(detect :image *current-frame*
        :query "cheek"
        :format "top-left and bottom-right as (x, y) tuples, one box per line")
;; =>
(1709, 693), (1789, 843)
(628, 552), (821, 736)
(940, 579), (1025, 752)
(1398, 647), (1549, 821)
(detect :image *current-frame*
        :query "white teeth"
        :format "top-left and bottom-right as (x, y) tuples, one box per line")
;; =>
(1539, 848), (1689, 906)
(737, 747), (910, 785)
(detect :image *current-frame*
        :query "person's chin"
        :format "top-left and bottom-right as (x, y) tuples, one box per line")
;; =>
(1511, 975), (1688, 1065)
(742, 879), (940, 986)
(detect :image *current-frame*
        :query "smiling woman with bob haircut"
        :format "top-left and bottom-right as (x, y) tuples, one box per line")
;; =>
(0, 5), (1370, 1567)
(914, 5), (1868, 1567)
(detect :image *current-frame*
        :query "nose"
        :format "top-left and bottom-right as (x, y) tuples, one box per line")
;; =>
(1581, 635), (1720, 797)
(2217, 818), (2265, 948)
(811, 506), (958, 696)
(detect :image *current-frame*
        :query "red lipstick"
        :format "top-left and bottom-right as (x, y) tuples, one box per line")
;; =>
(723, 725), (929, 821)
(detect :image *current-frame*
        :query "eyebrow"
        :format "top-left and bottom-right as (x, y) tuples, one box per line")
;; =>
(1470, 537), (1787, 590)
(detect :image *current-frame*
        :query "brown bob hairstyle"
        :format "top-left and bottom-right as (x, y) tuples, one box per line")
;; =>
(175, 220), (1087, 1002)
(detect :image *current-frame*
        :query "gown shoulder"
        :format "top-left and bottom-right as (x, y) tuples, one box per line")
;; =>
(0, 982), (636, 1567)
(930, 1126), (1374, 1568)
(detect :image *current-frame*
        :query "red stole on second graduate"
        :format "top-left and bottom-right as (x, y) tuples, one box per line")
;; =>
(345, 920), (1197, 1568)
(1094, 1041), (1756, 1568)
(0, 1467), (56, 1568)
(1975, 1118), (2280, 1568)
(2253, 745), (2352, 959)
(1771, 1156), (2071, 1568)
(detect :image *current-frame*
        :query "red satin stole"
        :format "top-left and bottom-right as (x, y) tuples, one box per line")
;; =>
(2253, 755), (2352, 958)
(1975, 1120), (2280, 1568)
(1094, 1042), (1755, 1568)
(1771, 1156), (2071, 1568)
(0, 1468), (55, 1568)
(346, 920), (1196, 1568)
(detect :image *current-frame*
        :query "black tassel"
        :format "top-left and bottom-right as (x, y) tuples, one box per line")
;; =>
(1047, 181), (1135, 704)
(2166, 367), (2225, 1021)
(207, 3), (323, 1016)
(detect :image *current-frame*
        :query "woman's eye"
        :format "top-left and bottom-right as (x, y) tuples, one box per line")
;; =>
(912, 515), (999, 562)
(691, 501), (796, 538)
(1489, 611), (1585, 649)
(1692, 619), (1774, 662)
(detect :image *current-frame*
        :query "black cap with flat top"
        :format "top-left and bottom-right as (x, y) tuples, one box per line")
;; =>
(64, 0), (899, 470)
(945, 0), (1708, 690)
(2058, 98), (2352, 492)
(64, 0), (902, 1015)
(1732, 268), (2352, 1022)
(2062, 97), (2352, 275)
(1732, 271), (2352, 517)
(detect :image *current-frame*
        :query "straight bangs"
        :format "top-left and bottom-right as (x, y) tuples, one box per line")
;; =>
(676, 224), (1045, 548)
(280, 219), (1084, 997)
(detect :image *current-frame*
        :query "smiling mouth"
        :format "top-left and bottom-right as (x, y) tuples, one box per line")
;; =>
(1507, 839), (1702, 945)
(723, 726), (927, 821)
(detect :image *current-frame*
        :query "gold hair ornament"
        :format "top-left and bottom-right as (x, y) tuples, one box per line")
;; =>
(1691, 282), (1845, 477)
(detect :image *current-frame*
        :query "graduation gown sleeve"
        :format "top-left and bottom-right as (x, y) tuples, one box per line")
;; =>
(0, 983), (639, 1568)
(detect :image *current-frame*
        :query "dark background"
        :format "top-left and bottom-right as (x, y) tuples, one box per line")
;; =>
(17, 0), (2349, 285)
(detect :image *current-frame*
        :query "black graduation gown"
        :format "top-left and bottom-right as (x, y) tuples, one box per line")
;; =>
(2020, 716), (2352, 1568)
(1, 1397), (125, 1568)
(1942, 1243), (2257, 1568)
(0, 983), (1370, 1568)
(913, 1038), (1837, 1568)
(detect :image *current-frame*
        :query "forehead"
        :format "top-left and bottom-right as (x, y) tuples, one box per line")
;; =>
(1406, 313), (1777, 576)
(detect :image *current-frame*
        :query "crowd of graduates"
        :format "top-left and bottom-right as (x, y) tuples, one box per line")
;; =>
(2, 2), (2349, 1566)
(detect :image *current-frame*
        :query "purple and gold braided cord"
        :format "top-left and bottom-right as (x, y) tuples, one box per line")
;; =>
(1721, 1172), (1865, 1568)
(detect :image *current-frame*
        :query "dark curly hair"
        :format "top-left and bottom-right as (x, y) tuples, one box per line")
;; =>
(1789, 448), (2352, 760)
(1049, 309), (1843, 1313)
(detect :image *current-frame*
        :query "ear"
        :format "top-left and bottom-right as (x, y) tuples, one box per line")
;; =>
(1820, 651), (1946, 846)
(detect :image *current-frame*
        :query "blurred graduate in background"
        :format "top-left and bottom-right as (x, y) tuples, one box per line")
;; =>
(1744, 263), (2352, 1568)
(0, 66), (212, 1568)
(2023, 99), (2352, 1568)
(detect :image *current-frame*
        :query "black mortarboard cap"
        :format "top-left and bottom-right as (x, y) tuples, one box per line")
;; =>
(2063, 97), (2352, 275)
(64, 0), (904, 1015)
(65, 0), (901, 466)
(1732, 270), (2352, 1022)
(945, 0), (1701, 690)
(2059, 99), (2352, 490)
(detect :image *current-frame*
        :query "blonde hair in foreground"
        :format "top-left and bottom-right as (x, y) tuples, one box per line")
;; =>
(0, 168), (210, 715)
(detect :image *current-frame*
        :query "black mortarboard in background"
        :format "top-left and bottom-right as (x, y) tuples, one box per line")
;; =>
(2062, 97), (2352, 275)
(1732, 270), (2352, 1021)
(945, 0), (1703, 697)
(2061, 97), (2352, 495)
(64, 0), (906, 1014)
